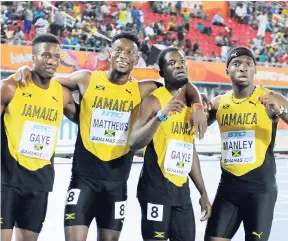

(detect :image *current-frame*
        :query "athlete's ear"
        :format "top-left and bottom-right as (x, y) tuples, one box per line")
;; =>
(226, 68), (229, 76)
(159, 70), (164, 78)
(31, 55), (35, 64)
(134, 52), (140, 66)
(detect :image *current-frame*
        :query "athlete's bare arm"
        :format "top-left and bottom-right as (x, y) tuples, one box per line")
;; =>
(16, 66), (92, 95)
(207, 95), (222, 126)
(189, 143), (211, 221)
(189, 144), (207, 196)
(275, 94), (288, 124)
(53, 70), (91, 94)
(138, 81), (207, 139)
(260, 92), (288, 124)
(129, 95), (161, 151)
(0, 77), (17, 115)
(137, 81), (163, 100)
(129, 90), (185, 151)
(62, 86), (79, 124)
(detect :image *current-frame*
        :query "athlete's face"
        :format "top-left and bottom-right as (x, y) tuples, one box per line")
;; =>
(227, 56), (256, 87)
(109, 38), (139, 74)
(162, 51), (188, 87)
(32, 43), (61, 78)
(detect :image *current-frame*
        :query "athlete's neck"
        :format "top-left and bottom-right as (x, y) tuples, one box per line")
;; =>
(232, 84), (255, 99)
(108, 69), (131, 85)
(165, 82), (185, 95)
(31, 70), (51, 89)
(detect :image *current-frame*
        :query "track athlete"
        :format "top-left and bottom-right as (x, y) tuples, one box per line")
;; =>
(204, 47), (288, 241)
(15, 32), (207, 241)
(129, 47), (212, 241)
(1, 34), (77, 241)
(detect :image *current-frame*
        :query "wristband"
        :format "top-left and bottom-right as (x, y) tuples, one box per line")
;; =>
(156, 110), (168, 122)
(276, 106), (288, 119)
(192, 103), (204, 109)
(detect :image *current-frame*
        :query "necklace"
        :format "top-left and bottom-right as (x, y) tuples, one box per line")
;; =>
(232, 86), (256, 105)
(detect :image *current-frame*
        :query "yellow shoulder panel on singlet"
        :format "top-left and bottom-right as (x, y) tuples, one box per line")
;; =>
(4, 78), (63, 171)
(79, 71), (141, 161)
(216, 86), (274, 176)
(149, 87), (195, 187)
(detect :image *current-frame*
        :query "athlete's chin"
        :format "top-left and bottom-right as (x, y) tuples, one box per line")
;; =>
(234, 80), (250, 87)
(41, 71), (55, 79)
(115, 67), (131, 74)
(176, 78), (188, 87)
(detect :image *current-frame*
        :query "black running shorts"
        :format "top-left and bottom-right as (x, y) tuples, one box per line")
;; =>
(205, 188), (277, 241)
(139, 199), (195, 241)
(64, 176), (127, 231)
(1, 185), (48, 233)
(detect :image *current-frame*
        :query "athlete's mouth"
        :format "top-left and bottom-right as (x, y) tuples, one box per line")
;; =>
(238, 75), (248, 80)
(175, 70), (187, 76)
(45, 67), (56, 72)
(116, 61), (129, 68)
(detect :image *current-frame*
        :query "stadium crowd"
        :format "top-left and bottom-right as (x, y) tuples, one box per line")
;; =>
(1, 1), (288, 66)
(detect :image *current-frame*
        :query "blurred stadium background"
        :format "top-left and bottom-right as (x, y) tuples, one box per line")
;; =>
(1, 0), (287, 156)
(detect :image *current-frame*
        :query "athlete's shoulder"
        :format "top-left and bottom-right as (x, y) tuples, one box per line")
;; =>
(258, 86), (273, 95)
(90, 70), (106, 78)
(0, 75), (18, 105)
(138, 79), (163, 88)
(64, 69), (93, 81)
(50, 78), (63, 88)
(141, 94), (160, 109)
(0, 75), (18, 93)
(222, 90), (233, 97)
(211, 95), (223, 110)
(151, 85), (166, 95)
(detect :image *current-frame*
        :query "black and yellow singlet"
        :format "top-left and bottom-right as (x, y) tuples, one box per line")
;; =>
(216, 86), (277, 192)
(137, 87), (195, 205)
(1, 78), (63, 191)
(73, 71), (141, 181)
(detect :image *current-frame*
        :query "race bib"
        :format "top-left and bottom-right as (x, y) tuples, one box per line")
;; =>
(221, 130), (256, 165)
(18, 121), (58, 160)
(147, 203), (164, 222)
(114, 201), (127, 219)
(90, 109), (131, 146)
(164, 139), (193, 177)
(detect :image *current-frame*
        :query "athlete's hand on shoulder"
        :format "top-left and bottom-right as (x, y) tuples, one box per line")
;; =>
(161, 88), (186, 117)
(199, 192), (211, 222)
(190, 103), (207, 140)
(258, 89), (281, 114)
(15, 65), (32, 87)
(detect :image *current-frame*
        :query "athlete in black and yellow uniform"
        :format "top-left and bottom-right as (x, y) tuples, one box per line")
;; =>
(64, 69), (142, 233)
(129, 47), (211, 241)
(15, 32), (208, 241)
(205, 47), (288, 241)
(0, 34), (77, 241)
